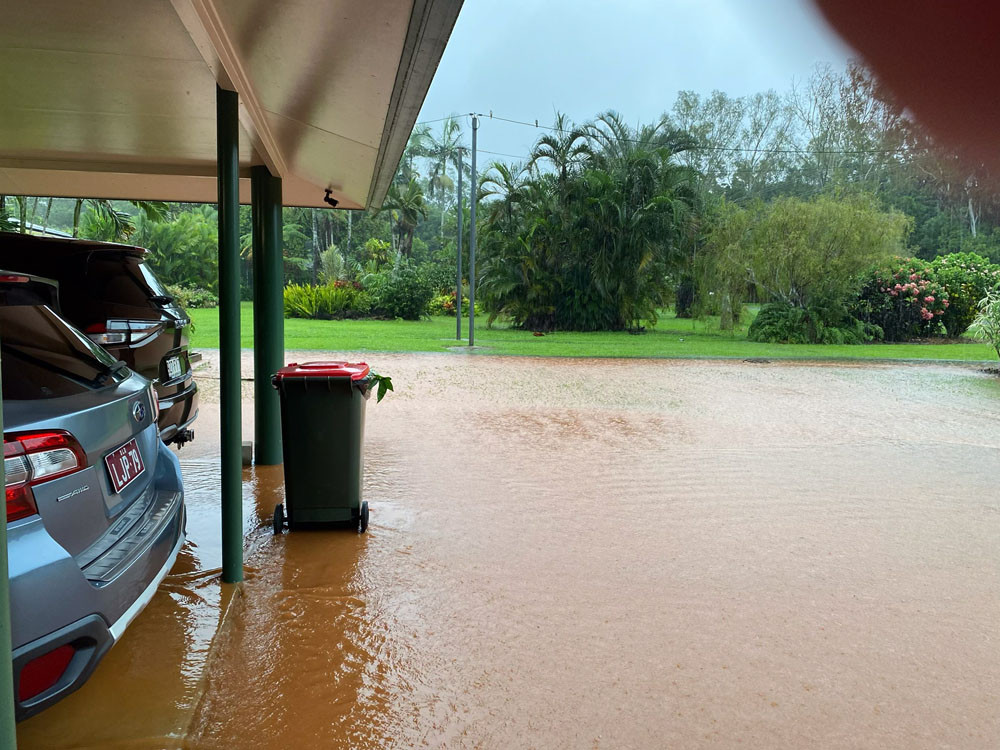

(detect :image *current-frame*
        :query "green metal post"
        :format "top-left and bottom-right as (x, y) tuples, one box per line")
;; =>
(251, 166), (284, 465)
(217, 86), (243, 584)
(0, 351), (16, 746)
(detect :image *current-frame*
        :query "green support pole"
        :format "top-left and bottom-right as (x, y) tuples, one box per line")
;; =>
(251, 166), (284, 465)
(217, 86), (243, 584)
(0, 351), (17, 746)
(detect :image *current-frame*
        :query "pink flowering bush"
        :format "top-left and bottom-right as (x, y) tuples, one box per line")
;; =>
(854, 258), (949, 341)
(928, 253), (1000, 337)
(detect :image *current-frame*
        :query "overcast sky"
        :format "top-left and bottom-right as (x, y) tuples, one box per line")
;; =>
(416, 0), (856, 160)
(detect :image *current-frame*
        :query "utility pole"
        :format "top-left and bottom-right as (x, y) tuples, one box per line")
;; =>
(456, 147), (463, 340)
(469, 115), (479, 347)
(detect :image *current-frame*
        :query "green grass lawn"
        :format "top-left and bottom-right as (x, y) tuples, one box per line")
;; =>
(188, 302), (996, 361)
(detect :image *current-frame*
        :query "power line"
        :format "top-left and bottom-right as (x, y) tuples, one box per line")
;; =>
(419, 111), (930, 158)
(479, 148), (527, 160)
(414, 115), (459, 126)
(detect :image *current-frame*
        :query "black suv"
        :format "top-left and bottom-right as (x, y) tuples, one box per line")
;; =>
(0, 232), (198, 446)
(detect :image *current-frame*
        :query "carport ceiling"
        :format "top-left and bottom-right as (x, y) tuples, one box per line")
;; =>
(0, 0), (462, 209)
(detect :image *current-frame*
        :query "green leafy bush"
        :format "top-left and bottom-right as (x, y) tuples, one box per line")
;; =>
(366, 264), (433, 320)
(699, 193), (911, 331)
(417, 261), (455, 294)
(928, 253), (1000, 337)
(319, 246), (348, 284)
(134, 206), (219, 291)
(165, 284), (218, 309)
(428, 292), (471, 316)
(283, 282), (370, 320)
(854, 258), (948, 341)
(748, 301), (878, 344)
(674, 276), (696, 318)
(972, 288), (1000, 360)
(283, 283), (321, 318)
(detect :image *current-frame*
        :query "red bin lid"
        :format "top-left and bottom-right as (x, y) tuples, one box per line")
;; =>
(274, 361), (370, 380)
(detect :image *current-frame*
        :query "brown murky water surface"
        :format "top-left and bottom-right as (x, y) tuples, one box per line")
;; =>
(19, 354), (1000, 749)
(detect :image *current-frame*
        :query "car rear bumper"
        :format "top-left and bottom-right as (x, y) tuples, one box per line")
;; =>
(157, 378), (199, 444)
(9, 437), (186, 720)
(11, 522), (184, 721)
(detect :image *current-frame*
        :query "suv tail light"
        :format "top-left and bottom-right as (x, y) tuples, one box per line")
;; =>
(4, 431), (87, 523)
(85, 320), (163, 346)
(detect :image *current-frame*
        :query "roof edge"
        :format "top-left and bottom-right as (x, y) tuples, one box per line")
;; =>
(366, 0), (463, 210)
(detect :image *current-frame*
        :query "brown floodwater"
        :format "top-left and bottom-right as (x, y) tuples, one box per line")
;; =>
(19, 353), (1000, 749)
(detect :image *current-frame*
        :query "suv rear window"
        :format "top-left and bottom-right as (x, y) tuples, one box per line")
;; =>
(83, 256), (165, 310)
(0, 305), (122, 399)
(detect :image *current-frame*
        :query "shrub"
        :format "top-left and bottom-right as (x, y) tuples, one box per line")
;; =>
(283, 283), (321, 318)
(972, 287), (1000, 360)
(165, 284), (218, 309)
(135, 206), (219, 291)
(854, 258), (949, 341)
(366, 264), (433, 320)
(319, 246), (347, 284)
(417, 261), (455, 295)
(674, 276), (696, 318)
(928, 253), (1000, 337)
(428, 292), (471, 316)
(748, 301), (878, 344)
(699, 194), (910, 326)
(283, 282), (370, 319)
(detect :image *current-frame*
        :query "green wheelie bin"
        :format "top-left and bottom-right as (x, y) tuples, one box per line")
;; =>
(271, 361), (373, 533)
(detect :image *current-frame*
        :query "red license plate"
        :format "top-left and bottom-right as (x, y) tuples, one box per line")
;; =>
(105, 438), (145, 494)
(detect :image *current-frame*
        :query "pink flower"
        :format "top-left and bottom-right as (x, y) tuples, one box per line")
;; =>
(924, 296), (935, 303)
(889, 290), (898, 296)
(910, 274), (918, 281)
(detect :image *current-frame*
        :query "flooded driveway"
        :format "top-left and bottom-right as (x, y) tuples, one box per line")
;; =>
(19, 354), (1000, 749)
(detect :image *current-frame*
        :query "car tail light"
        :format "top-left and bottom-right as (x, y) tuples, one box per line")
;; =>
(85, 319), (163, 346)
(4, 431), (87, 523)
(18, 644), (75, 702)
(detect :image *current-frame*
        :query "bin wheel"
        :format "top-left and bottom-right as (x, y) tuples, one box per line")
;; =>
(273, 503), (285, 535)
(358, 501), (369, 534)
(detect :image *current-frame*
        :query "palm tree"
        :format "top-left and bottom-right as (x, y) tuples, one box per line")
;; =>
(478, 161), (530, 229)
(586, 110), (697, 171)
(73, 198), (170, 240)
(425, 117), (463, 200)
(476, 111), (704, 332)
(379, 177), (427, 257)
(576, 115), (700, 330)
(527, 113), (591, 186)
(425, 117), (467, 239)
(400, 124), (431, 184)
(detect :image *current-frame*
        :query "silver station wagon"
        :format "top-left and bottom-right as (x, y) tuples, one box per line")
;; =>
(1, 272), (185, 719)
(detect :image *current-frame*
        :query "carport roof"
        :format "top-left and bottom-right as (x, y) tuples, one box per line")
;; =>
(0, 0), (462, 209)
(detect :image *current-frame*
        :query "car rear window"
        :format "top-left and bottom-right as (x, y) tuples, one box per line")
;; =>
(138, 262), (171, 299)
(84, 256), (165, 310)
(0, 305), (122, 399)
